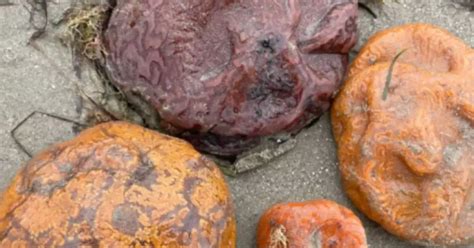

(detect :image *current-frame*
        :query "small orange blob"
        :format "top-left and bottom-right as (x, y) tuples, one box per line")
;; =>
(0, 122), (236, 247)
(256, 200), (367, 248)
(332, 23), (474, 246)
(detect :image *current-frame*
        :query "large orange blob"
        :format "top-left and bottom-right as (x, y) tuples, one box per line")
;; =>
(257, 200), (367, 248)
(332, 23), (474, 246)
(0, 122), (236, 247)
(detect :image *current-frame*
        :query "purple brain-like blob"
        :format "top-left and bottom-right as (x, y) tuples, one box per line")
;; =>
(105, 0), (357, 156)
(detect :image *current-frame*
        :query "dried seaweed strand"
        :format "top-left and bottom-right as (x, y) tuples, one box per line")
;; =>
(11, 111), (86, 157)
(382, 49), (407, 101)
(358, 2), (378, 18)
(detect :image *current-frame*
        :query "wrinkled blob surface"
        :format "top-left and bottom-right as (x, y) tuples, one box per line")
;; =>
(0, 122), (236, 247)
(332, 24), (474, 246)
(257, 199), (367, 248)
(105, 0), (357, 155)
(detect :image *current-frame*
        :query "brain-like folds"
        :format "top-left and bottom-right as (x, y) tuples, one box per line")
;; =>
(105, 0), (357, 155)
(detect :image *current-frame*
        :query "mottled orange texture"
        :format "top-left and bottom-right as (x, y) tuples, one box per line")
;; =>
(332, 23), (474, 246)
(0, 122), (236, 247)
(256, 200), (367, 248)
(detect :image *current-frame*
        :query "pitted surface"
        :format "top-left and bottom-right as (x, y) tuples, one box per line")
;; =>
(257, 199), (367, 248)
(0, 122), (236, 247)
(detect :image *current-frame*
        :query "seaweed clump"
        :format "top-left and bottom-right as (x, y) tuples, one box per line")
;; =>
(60, 5), (110, 63)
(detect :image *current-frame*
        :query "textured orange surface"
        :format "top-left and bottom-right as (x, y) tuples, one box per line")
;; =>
(0, 122), (236, 247)
(332, 23), (474, 246)
(256, 200), (367, 248)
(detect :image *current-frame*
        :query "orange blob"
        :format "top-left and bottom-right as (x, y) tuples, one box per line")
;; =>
(332, 23), (474, 246)
(0, 122), (236, 247)
(257, 200), (367, 248)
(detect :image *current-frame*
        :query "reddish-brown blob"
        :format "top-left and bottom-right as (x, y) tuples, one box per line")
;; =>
(0, 122), (236, 247)
(332, 24), (474, 246)
(257, 200), (367, 248)
(104, 0), (357, 156)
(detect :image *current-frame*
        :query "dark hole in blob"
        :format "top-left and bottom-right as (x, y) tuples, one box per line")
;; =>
(258, 36), (280, 54)
(260, 39), (273, 53)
